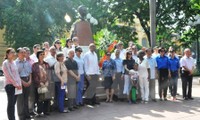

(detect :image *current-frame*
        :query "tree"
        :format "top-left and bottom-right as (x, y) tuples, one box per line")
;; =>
(1, 0), (75, 49)
(99, 0), (199, 47)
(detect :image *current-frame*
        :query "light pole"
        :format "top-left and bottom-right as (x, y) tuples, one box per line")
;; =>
(149, 0), (156, 48)
(188, 14), (200, 74)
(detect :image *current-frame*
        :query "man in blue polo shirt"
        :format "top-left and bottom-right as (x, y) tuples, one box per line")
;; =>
(156, 47), (170, 101)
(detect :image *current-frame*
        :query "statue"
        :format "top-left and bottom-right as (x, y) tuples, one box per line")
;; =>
(71, 5), (94, 46)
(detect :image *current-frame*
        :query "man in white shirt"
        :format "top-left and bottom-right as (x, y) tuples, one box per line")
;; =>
(180, 48), (195, 100)
(30, 44), (40, 63)
(44, 46), (57, 67)
(84, 43), (100, 105)
(145, 48), (157, 102)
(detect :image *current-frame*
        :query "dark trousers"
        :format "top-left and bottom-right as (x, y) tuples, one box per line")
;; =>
(181, 71), (193, 98)
(17, 77), (30, 120)
(35, 89), (50, 114)
(112, 72), (125, 99)
(158, 69), (169, 99)
(5, 84), (17, 120)
(85, 75), (99, 98)
(55, 82), (65, 112)
(169, 71), (178, 97)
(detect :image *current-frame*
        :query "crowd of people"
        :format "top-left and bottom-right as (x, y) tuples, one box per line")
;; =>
(2, 37), (196, 120)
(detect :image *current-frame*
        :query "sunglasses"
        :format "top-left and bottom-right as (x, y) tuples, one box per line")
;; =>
(40, 53), (45, 56)
(56, 42), (61, 44)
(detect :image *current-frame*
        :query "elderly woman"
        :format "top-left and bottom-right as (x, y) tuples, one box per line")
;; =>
(123, 51), (135, 104)
(54, 52), (69, 113)
(137, 50), (150, 104)
(32, 50), (50, 116)
(64, 49), (79, 111)
(2, 48), (22, 120)
(102, 51), (116, 103)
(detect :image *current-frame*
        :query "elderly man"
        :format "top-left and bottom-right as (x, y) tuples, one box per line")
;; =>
(15, 48), (32, 119)
(180, 48), (195, 100)
(84, 43), (100, 105)
(64, 49), (80, 111)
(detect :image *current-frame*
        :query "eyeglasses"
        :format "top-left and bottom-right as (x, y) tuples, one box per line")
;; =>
(160, 50), (165, 52)
(56, 42), (61, 44)
(78, 50), (82, 53)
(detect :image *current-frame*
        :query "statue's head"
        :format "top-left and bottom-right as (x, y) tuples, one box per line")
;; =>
(78, 5), (87, 20)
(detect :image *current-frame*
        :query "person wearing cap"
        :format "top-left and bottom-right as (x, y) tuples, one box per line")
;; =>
(63, 38), (73, 58)
(180, 48), (195, 100)
(84, 43), (100, 105)
(53, 39), (62, 52)
(74, 47), (85, 106)
(156, 47), (170, 101)
(168, 48), (180, 101)
(123, 51), (135, 103)
(102, 51), (116, 103)
(30, 44), (41, 63)
(54, 52), (69, 113)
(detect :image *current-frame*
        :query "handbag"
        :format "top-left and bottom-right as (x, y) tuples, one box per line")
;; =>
(37, 86), (48, 94)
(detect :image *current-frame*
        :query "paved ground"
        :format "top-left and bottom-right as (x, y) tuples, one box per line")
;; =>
(0, 76), (200, 120)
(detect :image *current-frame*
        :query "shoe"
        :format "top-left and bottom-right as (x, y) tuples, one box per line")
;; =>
(164, 98), (168, 101)
(159, 98), (163, 101)
(184, 97), (188, 100)
(152, 99), (157, 102)
(60, 109), (70, 113)
(44, 112), (50, 116)
(105, 99), (109, 103)
(94, 101), (100, 105)
(144, 101), (148, 104)
(26, 116), (31, 119)
(30, 111), (37, 116)
(109, 99), (113, 103)
(128, 101), (132, 104)
(132, 101), (137, 104)
(68, 108), (75, 111)
(141, 100), (144, 104)
(188, 97), (194, 100)
(80, 103), (85, 106)
(73, 106), (79, 109)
